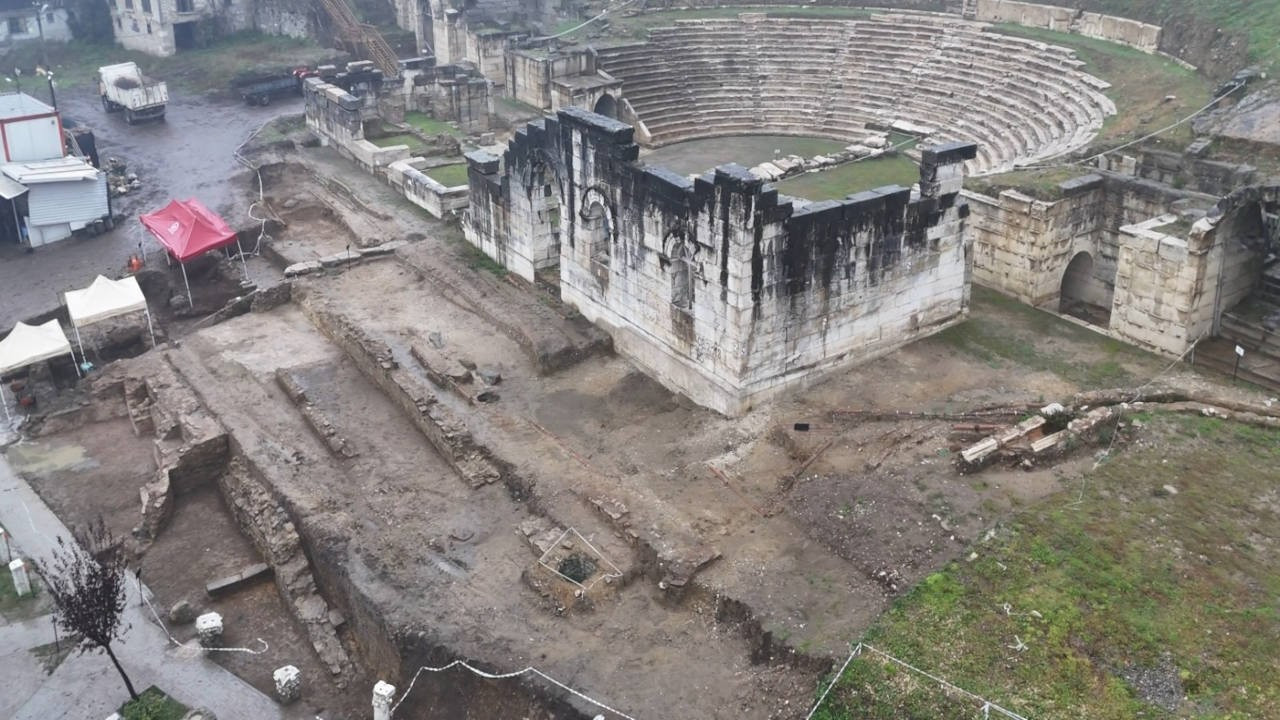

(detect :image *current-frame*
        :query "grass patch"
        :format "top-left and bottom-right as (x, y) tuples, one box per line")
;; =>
(425, 163), (469, 187)
(934, 286), (1146, 388)
(0, 32), (337, 94)
(643, 134), (848, 175)
(446, 235), (508, 277)
(989, 24), (1211, 149)
(813, 413), (1280, 719)
(404, 112), (460, 136)
(776, 154), (920, 200)
(369, 133), (422, 150)
(0, 548), (38, 614)
(967, 166), (1098, 201)
(119, 686), (189, 720)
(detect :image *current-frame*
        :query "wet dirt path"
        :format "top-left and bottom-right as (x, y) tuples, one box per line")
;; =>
(0, 87), (302, 330)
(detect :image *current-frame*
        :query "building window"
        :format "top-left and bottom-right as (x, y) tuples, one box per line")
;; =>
(146, 21), (151, 33)
(176, 0), (194, 12)
(7, 17), (24, 35)
(131, 20), (139, 32)
(116, 17), (123, 29)
(141, 0), (150, 13)
(46, 12), (54, 24)
(124, 0), (134, 9)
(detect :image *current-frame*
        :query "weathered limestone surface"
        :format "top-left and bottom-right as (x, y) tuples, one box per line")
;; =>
(1111, 186), (1277, 355)
(466, 108), (977, 416)
(967, 172), (1213, 310)
(594, 14), (1115, 175)
(975, 0), (1161, 53)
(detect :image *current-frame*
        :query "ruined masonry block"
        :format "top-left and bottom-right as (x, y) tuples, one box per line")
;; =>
(372, 681), (396, 720)
(195, 612), (223, 647)
(9, 558), (31, 596)
(284, 261), (323, 278)
(273, 665), (301, 703)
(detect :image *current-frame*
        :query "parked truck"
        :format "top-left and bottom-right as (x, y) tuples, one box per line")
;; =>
(230, 67), (310, 106)
(98, 62), (168, 125)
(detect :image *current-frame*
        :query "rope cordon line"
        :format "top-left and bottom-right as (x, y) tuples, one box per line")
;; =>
(806, 643), (1030, 720)
(392, 659), (639, 720)
(133, 573), (269, 655)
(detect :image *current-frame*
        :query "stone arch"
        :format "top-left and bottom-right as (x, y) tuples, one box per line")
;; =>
(1059, 251), (1109, 325)
(593, 93), (618, 119)
(663, 227), (697, 312)
(580, 185), (615, 267)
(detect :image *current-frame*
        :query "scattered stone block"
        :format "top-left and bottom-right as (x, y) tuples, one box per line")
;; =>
(372, 681), (397, 720)
(1031, 431), (1067, 454)
(9, 558), (31, 597)
(1040, 402), (1066, 416)
(195, 612), (223, 646)
(206, 562), (272, 597)
(283, 261), (323, 278)
(960, 437), (999, 464)
(357, 240), (407, 257)
(180, 710), (216, 720)
(476, 368), (502, 386)
(319, 250), (361, 268)
(274, 665), (302, 703)
(168, 599), (197, 625)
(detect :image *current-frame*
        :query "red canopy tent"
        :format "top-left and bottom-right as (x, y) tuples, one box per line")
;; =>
(140, 199), (247, 307)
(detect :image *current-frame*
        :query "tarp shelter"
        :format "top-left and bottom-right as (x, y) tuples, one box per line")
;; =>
(0, 320), (79, 421)
(65, 275), (157, 361)
(139, 198), (247, 307)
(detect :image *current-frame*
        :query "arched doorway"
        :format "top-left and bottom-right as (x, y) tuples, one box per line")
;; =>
(1059, 251), (1110, 325)
(593, 93), (618, 119)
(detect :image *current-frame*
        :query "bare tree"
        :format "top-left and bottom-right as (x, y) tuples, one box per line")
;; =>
(40, 516), (139, 701)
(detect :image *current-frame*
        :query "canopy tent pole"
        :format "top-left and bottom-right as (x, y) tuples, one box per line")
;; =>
(9, 198), (20, 245)
(144, 307), (157, 348)
(181, 262), (193, 309)
(234, 235), (250, 285)
(71, 322), (86, 365)
(0, 382), (10, 423)
(67, 350), (81, 378)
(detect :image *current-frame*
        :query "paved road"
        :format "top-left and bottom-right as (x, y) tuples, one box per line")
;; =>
(0, 86), (302, 330)
(0, 453), (290, 720)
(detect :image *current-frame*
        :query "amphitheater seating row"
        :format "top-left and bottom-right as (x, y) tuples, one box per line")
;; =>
(594, 13), (1116, 176)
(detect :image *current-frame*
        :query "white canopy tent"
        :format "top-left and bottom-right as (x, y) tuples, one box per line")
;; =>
(64, 275), (157, 362)
(0, 320), (79, 422)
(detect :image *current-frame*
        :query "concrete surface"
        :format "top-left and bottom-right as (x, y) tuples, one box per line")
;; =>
(0, 453), (290, 720)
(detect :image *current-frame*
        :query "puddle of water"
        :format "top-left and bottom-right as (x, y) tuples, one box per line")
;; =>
(5, 442), (99, 476)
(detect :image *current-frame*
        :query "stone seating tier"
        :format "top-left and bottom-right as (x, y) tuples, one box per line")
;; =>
(595, 14), (1114, 174)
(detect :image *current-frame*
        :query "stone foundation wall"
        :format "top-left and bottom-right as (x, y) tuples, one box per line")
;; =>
(388, 159), (470, 218)
(305, 77), (472, 216)
(975, 0), (1161, 53)
(967, 172), (1211, 310)
(466, 108), (977, 415)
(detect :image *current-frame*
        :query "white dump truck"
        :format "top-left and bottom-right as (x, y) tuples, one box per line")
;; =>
(98, 62), (168, 124)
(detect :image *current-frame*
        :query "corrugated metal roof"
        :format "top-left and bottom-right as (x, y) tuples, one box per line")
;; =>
(2, 157), (100, 184)
(0, 173), (26, 199)
(0, 92), (54, 120)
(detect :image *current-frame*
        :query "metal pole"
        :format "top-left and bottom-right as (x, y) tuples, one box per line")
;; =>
(235, 236), (249, 284)
(67, 350), (81, 378)
(0, 381), (10, 422)
(72, 322), (85, 365)
(181, 263), (193, 309)
(32, 4), (46, 70)
(144, 307), (157, 348)
(51, 614), (59, 654)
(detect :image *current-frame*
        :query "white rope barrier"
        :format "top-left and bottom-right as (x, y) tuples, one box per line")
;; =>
(132, 573), (269, 656)
(804, 642), (1030, 720)
(392, 659), (639, 720)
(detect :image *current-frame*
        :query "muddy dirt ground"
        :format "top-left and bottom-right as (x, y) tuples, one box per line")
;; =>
(2, 100), (1235, 720)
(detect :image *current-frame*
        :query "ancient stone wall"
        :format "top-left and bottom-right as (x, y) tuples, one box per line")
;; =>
(975, 0), (1161, 53)
(388, 159), (470, 218)
(465, 108), (977, 415)
(506, 49), (599, 111)
(967, 172), (1210, 311)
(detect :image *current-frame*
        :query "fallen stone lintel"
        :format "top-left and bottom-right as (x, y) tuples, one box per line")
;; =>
(206, 562), (273, 597)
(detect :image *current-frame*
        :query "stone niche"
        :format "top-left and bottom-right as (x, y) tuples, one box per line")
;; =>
(465, 108), (978, 415)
